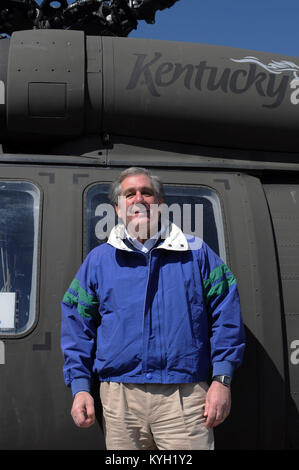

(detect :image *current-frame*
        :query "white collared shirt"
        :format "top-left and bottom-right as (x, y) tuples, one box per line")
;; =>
(125, 228), (162, 253)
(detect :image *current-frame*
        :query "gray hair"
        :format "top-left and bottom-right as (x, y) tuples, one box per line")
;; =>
(109, 167), (165, 204)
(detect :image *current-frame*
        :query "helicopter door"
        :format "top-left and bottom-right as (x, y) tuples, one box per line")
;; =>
(264, 184), (299, 448)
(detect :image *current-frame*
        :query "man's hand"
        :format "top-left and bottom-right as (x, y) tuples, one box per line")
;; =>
(203, 381), (231, 428)
(71, 391), (95, 428)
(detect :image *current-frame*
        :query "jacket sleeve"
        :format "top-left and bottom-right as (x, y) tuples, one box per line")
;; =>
(199, 242), (246, 378)
(60, 251), (100, 396)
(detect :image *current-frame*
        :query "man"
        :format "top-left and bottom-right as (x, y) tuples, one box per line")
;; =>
(61, 167), (245, 450)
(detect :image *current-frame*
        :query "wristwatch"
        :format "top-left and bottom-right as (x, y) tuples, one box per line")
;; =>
(212, 375), (231, 388)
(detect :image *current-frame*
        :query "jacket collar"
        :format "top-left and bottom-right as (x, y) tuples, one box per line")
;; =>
(107, 222), (190, 252)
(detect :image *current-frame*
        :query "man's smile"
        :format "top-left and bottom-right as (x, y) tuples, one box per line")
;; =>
(127, 204), (150, 217)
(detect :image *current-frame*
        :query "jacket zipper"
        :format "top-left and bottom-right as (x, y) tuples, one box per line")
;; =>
(142, 247), (166, 382)
(141, 250), (152, 379)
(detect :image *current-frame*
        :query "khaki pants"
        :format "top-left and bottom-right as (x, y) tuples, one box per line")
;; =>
(100, 382), (214, 450)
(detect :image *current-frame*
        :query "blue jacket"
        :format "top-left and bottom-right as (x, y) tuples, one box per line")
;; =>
(61, 223), (245, 396)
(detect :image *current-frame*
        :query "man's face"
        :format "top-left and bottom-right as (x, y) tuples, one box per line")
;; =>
(115, 173), (162, 241)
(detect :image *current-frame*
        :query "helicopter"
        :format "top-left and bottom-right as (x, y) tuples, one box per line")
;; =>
(0, 0), (298, 450)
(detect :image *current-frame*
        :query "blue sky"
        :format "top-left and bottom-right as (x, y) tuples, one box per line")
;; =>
(42, 1), (299, 57)
(129, 0), (299, 57)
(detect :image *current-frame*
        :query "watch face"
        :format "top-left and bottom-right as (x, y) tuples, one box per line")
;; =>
(213, 375), (231, 386)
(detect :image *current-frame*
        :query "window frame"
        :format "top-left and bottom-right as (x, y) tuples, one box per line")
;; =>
(84, 181), (227, 261)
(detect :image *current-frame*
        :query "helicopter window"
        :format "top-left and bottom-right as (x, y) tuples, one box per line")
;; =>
(85, 183), (226, 260)
(0, 182), (40, 336)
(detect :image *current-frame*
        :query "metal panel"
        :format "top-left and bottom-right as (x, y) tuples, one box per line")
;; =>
(212, 172), (286, 449)
(3, 32), (299, 153)
(264, 184), (299, 448)
(7, 30), (85, 135)
(102, 36), (299, 152)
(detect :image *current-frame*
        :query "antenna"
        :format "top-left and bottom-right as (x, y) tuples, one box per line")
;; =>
(0, 0), (180, 36)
